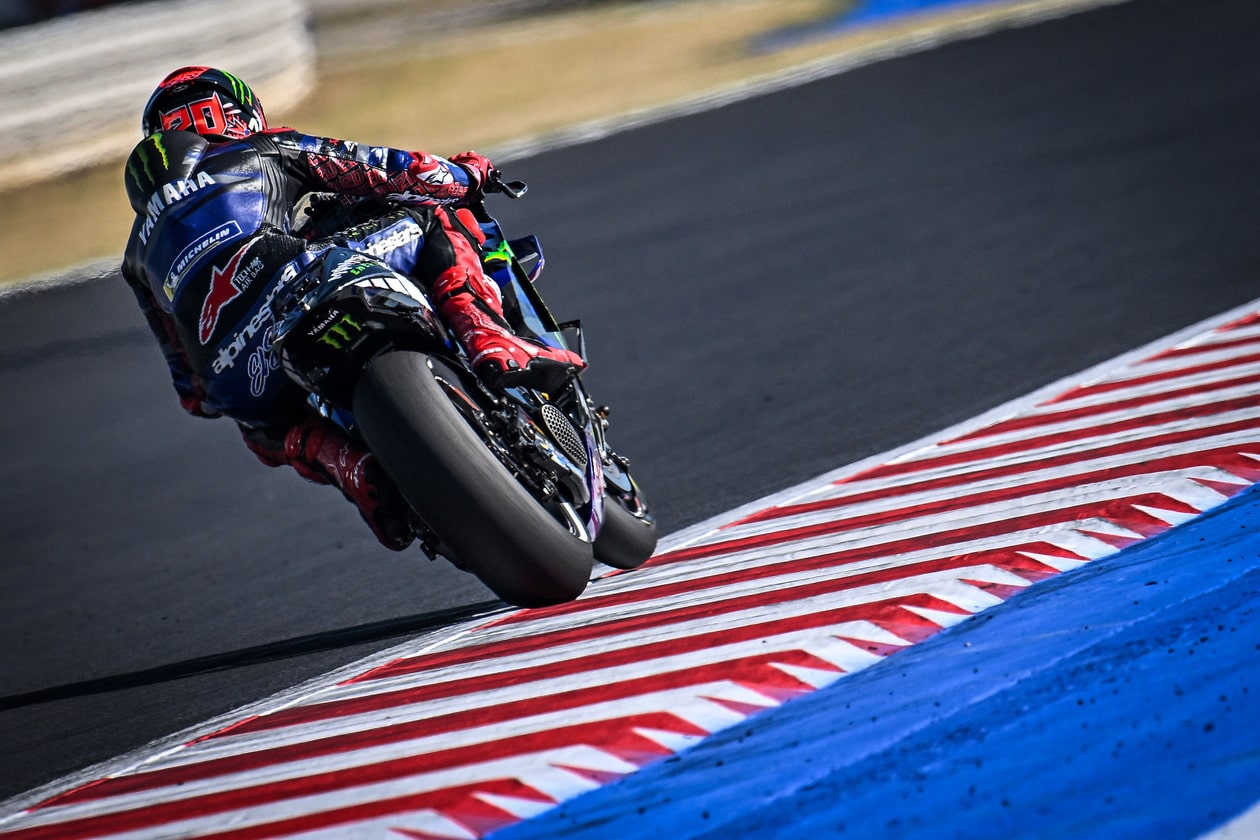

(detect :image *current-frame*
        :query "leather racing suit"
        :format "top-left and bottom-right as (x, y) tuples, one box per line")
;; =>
(120, 127), (506, 549)
(121, 126), (485, 424)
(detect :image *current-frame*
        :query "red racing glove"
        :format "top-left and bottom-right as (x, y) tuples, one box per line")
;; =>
(449, 150), (495, 196)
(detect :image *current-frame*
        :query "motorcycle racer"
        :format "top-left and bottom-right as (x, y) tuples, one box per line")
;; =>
(121, 66), (586, 551)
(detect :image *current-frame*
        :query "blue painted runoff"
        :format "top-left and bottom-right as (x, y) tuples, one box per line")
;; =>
(756, 0), (1000, 52)
(492, 483), (1260, 840)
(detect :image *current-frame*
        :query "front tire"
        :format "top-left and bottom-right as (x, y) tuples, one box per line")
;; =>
(595, 493), (658, 570)
(352, 351), (594, 607)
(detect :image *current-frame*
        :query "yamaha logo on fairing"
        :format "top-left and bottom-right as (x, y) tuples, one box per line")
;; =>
(313, 314), (365, 351)
(307, 306), (348, 337)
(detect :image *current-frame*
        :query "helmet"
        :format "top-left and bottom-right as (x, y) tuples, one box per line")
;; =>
(141, 66), (267, 140)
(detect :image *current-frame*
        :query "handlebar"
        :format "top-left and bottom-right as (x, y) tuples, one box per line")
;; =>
(486, 170), (528, 200)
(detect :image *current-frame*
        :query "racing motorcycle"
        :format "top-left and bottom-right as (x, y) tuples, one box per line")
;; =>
(270, 173), (657, 607)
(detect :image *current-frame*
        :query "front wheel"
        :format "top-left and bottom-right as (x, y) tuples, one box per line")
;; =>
(594, 477), (658, 570)
(352, 350), (594, 607)
(594, 465), (660, 571)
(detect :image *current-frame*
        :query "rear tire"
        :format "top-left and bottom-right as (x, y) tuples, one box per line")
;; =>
(352, 351), (593, 607)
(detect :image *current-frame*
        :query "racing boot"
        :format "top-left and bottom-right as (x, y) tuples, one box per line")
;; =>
(283, 419), (416, 551)
(432, 266), (586, 392)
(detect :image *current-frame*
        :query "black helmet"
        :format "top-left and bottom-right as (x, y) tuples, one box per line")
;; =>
(142, 66), (267, 140)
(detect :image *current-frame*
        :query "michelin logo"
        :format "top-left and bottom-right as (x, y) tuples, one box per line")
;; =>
(163, 221), (242, 301)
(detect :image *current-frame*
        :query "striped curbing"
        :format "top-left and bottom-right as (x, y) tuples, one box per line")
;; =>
(1, 295), (1258, 837)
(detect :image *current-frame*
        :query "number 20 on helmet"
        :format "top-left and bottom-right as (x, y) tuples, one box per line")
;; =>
(141, 66), (267, 141)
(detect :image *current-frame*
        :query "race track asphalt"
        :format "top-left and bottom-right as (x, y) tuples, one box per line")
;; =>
(1, 0), (1257, 805)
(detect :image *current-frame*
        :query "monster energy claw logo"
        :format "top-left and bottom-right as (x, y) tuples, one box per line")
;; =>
(221, 71), (253, 104)
(128, 134), (170, 191)
(316, 314), (365, 350)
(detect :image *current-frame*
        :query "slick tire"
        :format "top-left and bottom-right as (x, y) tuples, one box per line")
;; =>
(352, 351), (594, 607)
(594, 494), (658, 570)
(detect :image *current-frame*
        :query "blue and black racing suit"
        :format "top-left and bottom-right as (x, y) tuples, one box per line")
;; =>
(121, 127), (484, 427)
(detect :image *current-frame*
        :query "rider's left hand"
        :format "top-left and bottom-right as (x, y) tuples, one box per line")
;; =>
(449, 151), (495, 196)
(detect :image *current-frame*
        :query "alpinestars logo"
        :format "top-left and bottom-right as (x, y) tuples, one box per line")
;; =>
(199, 241), (265, 344)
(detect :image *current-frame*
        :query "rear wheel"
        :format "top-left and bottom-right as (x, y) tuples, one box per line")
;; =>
(352, 350), (594, 607)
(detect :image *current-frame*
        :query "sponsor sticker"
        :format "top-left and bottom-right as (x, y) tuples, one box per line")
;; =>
(137, 171), (219, 244)
(314, 314), (365, 350)
(198, 241), (267, 344)
(212, 279), (282, 374)
(247, 324), (280, 398)
(164, 221), (242, 301)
